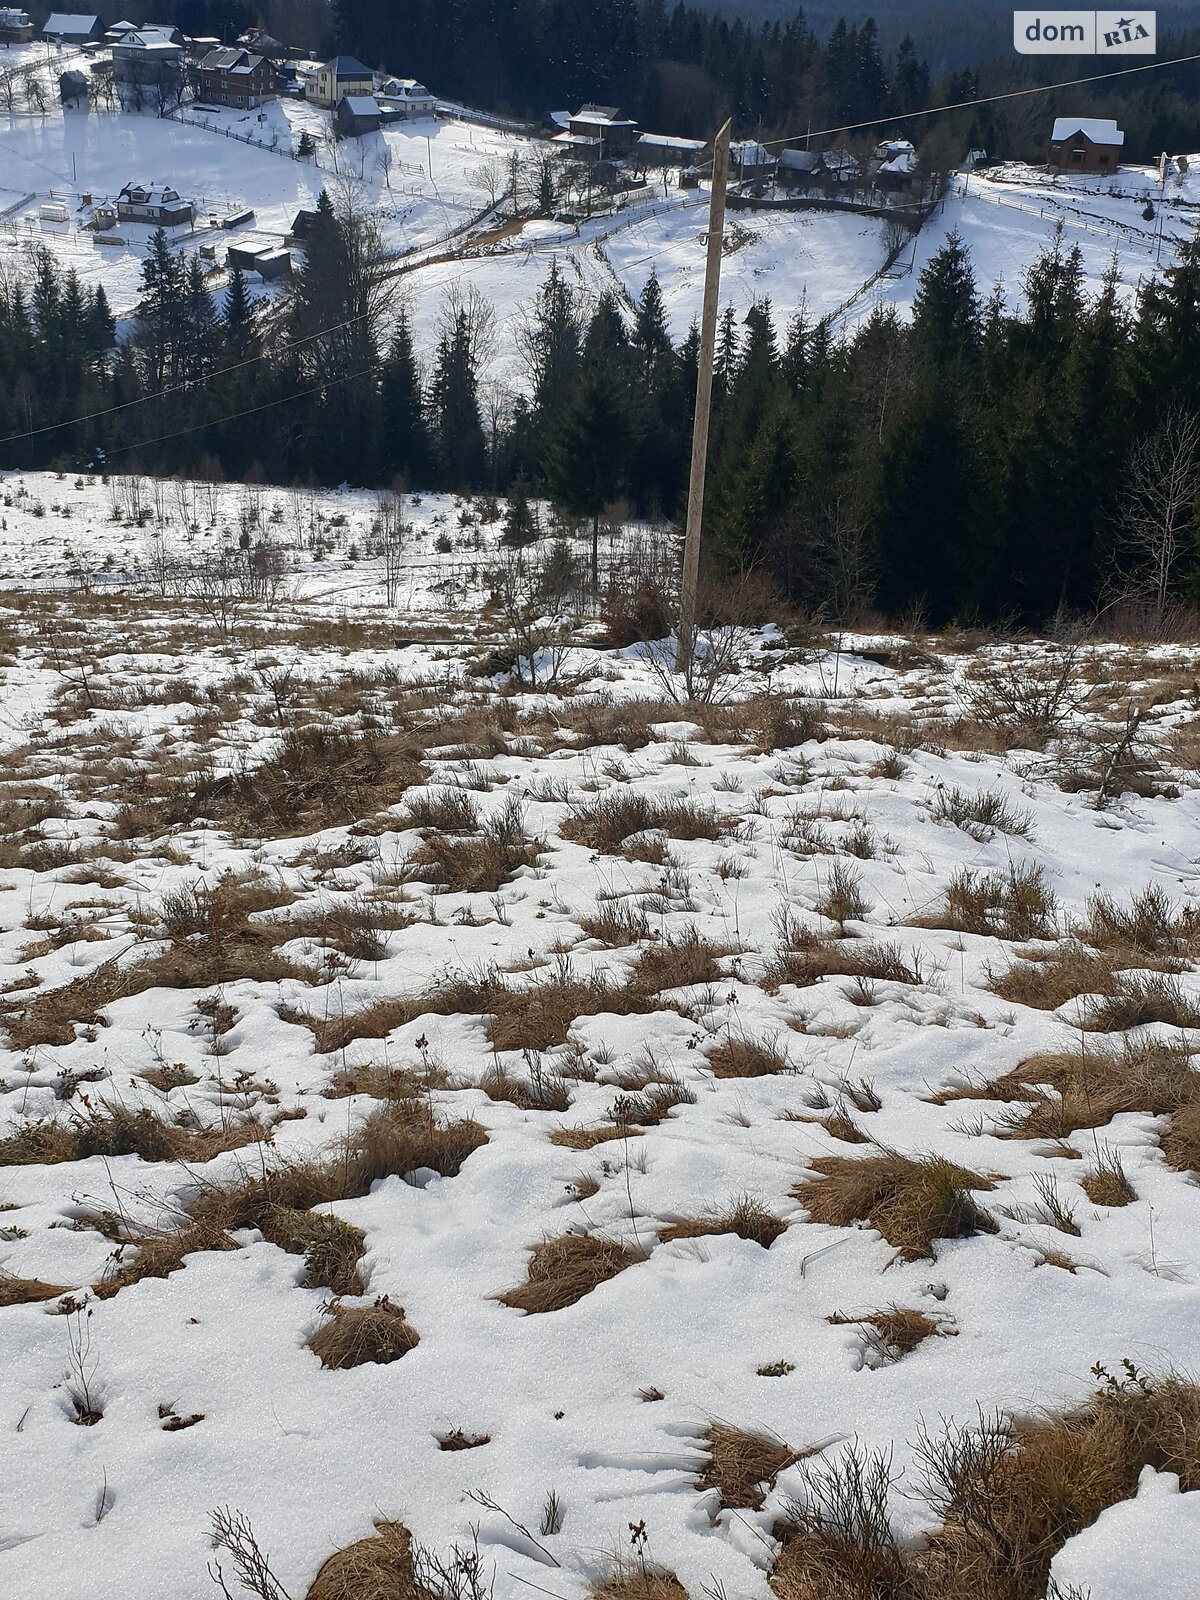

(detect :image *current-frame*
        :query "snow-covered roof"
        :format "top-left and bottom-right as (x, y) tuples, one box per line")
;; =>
(879, 150), (917, 174)
(118, 182), (186, 206)
(1051, 116), (1124, 147)
(639, 132), (706, 151)
(571, 104), (636, 129)
(114, 29), (181, 53)
(779, 147), (820, 171)
(731, 140), (772, 166)
(43, 13), (98, 33)
(340, 94), (380, 116)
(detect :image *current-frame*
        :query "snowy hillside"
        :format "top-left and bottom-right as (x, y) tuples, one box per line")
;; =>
(3, 468), (1200, 1598)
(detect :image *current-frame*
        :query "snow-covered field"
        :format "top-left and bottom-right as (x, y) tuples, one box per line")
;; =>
(3, 471), (1200, 1599)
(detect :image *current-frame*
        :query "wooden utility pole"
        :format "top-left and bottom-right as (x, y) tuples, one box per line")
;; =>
(676, 118), (732, 674)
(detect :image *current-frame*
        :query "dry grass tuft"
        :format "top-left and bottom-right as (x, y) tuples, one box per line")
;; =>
(481, 1060), (571, 1112)
(698, 1422), (801, 1510)
(828, 1306), (943, 1364)
(797, 1152), (996, 1260)
(0, 1272), (72, 1306)
(989, 943), (1119, 1010)
(1080, 970), (1200, 1033)
(660, 1197), (787, 1248)
(1077, 883), (1200, 965)
(921, 864), (1057, 942)
(159, 725), (425, 839)
(307, 1519), (420, 1600)
(593, 1567), (689, 1600)
(496, 1232), (641, 1313)
(707, 1034), (794, 1078)
(933, 785), (1034, 841)
(405, 796), (542, 894)
(311, 1295), (420, 1370)
(561, 792), (730, 853)
(951, 1039), (1198, 1152)
(1081, 1149), (1136, 1207)
(773, 1365), (1200, 1600)
(766, 932), (922, 993)
(548, 1123), (643, 1150)
(0, 1104), (267, 1168)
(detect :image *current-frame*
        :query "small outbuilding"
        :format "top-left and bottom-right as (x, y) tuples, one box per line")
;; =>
(336, 93), (381, 136)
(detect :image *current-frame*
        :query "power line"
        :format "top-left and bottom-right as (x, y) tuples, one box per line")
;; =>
(0, 295), (388, 448)
(758, 50), (1200, 151)
(97, 362), (379, 460)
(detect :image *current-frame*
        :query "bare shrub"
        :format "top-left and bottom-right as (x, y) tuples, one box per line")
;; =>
(771, 1444), (904, 1600)
(963, 641), (1089, 748)
(815, 862), (869, 927)
(797, 1152), (996, 1259)
(495, 1233), (641, 1313)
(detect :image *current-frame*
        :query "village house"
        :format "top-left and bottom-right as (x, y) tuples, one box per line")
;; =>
(556, 104), (639, 158)
(875, 138), (918, 193)
(1048, 116), (1124, 174)
(309, 54), (373, 108)
(730, 140), (776, 185)
(336, 93), (381, 137)
(110, 28), (184, 88)
(777, 147), (821, 188)
(0, 7), (34, 44)
(116, 181), (192, 226)
(377, 78), (436, 118)
(42, 12), (101, 44)
(197, 47), (276, 109)
(636, 131), (708, 168)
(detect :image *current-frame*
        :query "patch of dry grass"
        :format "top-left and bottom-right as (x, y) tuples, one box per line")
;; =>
(593, 1567), (689, 1600)
(405, 797), (542, 894)
(1081, 1149), (1136, 1207)
(660, 1197), (787, 1248)
(920, 864), (1057, 942)
(495, 1232), (641, 1313)
(561, 793), (730, 853)
(797, 1152), (996, 1260)
(828, 1306), (944, 1364)
(989, 943), (1119, 1010)
(548, 1124), (643, 1150)
(765, 932), (922, 993)
(706, 1034), (794, 1078)
(697, 1422), (801, 1510)
(311, 1295), (420, 1369)
(1077, 884), (1200, 965)
(307, 1520), (420, 1600)
(0, 1104), (268, 1168)
(0, 1272), (71, 1306)
(1080, 971), (1200, 1033)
